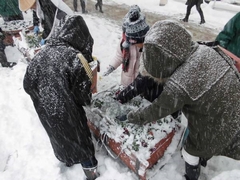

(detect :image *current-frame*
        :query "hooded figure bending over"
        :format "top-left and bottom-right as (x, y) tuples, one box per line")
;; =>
(23, 15), (99, 180)
(126, 20), (240, 180)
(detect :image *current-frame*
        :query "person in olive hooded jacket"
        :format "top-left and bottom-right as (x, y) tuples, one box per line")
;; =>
(216, 12), (240, 58)
(23, 15), (99, 180)
(126, 20), (240, 180)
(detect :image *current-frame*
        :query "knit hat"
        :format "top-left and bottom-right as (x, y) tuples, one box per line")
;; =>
(122, 5), (142, 33)
(125, 14), (149, 44)
(19, 0), (36, 11)
(142, 20), (192, 78)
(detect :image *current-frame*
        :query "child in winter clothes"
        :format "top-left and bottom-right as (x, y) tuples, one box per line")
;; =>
(125, 20), (240, 180)
(103, 5), (149, 87)
(23, 15), (99, 180)
(216, 12), (240, 58)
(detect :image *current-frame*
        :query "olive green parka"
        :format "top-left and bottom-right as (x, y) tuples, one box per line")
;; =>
(128, 20), (240, 160)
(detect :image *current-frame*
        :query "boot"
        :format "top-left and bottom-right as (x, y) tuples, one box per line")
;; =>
(95, 4), (98, 10)
(8, 62), (17, 67)
(181, 17), (188, 22)
(199, 10), (205, 24)
(99, 7), (103, 13)
(200, 19), (205, 24)
(83, 166), (100, 180)
(184, 162), (200, 180)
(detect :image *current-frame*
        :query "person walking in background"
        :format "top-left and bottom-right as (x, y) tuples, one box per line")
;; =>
(19, 0), (73, 44)
(95, 0), (103, 13)
(215, 12), (240, 58)
(73, 0), (87, 13)
(23, 15), (99, 180)
(0, 28), (17, 68)
(125, 20), (240, 180)
(103, 5), (149, 87)
(181, 0), (205, 24)
(0, 0), (23, 22)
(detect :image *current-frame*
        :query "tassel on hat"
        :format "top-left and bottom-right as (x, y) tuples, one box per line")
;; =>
(19, 0), (36, 11)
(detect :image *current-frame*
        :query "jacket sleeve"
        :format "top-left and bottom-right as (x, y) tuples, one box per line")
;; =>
(71, 62), (92, 106)
(216, 12), (240, 48)
(127, 80), (189, 125)
(109, 40), (124, 69)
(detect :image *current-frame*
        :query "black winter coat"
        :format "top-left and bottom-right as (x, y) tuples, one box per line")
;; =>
(38, 0), (57, 39)
(186, 0), (203, 6)
(23, 15), (95, 165)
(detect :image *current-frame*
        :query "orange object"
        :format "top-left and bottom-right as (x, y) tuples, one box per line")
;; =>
(218, 45), (240, 72)
(87, 120), (175, 180)
(91, 66), (98, 94)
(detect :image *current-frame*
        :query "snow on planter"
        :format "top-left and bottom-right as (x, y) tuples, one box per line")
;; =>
(85, 86), (185, 180)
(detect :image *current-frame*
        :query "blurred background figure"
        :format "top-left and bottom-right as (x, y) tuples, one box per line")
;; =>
(181, 0), (205, 24)
(0, 28), (17, 68)
(73, 0), (88, 13)
(0, 0), (23, 22)
(95, 0), (103, 13)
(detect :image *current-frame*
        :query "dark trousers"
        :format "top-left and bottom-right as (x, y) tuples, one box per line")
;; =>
(73, 0), (86, 13)
(185, 3), (205, 21)
(95, 0), (103, 12)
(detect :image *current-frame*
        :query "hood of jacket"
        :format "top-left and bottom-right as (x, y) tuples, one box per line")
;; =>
(48, 15), (94, 62)
(142, 20), (192, 79)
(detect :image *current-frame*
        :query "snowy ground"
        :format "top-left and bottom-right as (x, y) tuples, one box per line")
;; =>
(1, 0), (240, 180)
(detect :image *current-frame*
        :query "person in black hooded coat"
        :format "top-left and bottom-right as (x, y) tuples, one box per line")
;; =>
(23, 15), (99, 180)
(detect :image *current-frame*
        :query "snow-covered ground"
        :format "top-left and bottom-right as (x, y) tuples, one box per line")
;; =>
(1, 0), (240, 180)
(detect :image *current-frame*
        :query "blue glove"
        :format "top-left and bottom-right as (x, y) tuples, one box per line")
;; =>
(116, 114), (128, 122)
(34, 26), (39, 35)
(40, 39), (45, 46)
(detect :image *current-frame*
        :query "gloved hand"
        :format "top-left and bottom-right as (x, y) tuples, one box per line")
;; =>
(34, 26), (40, 35)
(40, 39), (45, 46)
(127, 110), (146, 125)
(103, 65), (115, 76)
(116, 114), (128, 122)
(127, 111), (134, 122)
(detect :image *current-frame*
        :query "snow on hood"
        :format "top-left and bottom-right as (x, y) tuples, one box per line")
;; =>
(49, 15), (94, 62)
(141, 20), (192, 78)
